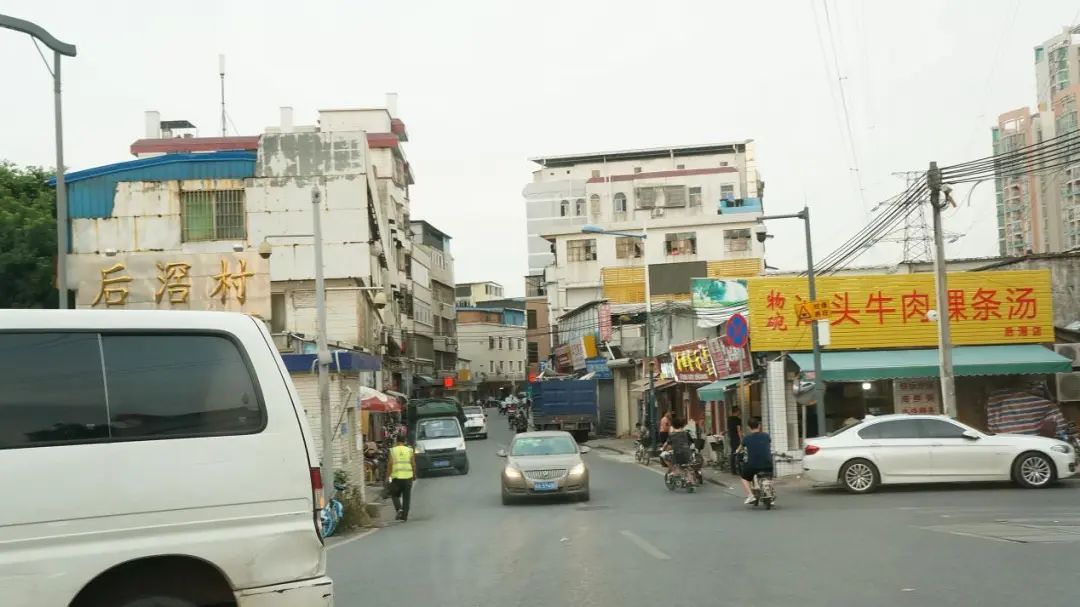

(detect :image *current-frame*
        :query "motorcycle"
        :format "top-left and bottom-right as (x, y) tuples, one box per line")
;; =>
(749, 472), (775, 510)
(513, 410), (529, 434)
(687, 445), (705, 486)
(663, 463), (696, 493)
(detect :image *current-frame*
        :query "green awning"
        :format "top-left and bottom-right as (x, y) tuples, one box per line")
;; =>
(697, 378), (741, 401)
(789, 345), (1072, 382)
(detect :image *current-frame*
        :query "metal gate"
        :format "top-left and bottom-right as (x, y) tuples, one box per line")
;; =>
(596, 379), (616, 436)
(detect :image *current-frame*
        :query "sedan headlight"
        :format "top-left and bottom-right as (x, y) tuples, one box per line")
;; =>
(456, 441), (467, 451)
(414, 443), (425, 454)
(1051, 444), (1071, 454)
(504, 466), (522, 479)
(569, 462), (587, 477)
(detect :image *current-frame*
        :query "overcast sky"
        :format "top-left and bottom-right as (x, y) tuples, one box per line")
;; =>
(3, 1), (1078, 296)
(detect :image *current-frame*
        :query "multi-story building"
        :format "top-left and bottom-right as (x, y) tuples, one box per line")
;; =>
(455, 280), (504, 308)
(457, 304), (527, 399)
(59, 96), (416, 480)
(523, 142), (765, 321)
(410, 220), (457, 378)
(992, 25), (1080, 255)
(525, 274), (551, 375)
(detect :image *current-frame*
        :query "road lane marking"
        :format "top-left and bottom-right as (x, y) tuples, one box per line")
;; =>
(619, 530), (671, 560)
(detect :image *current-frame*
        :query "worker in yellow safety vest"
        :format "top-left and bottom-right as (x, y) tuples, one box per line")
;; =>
(386, 434), (416, 522)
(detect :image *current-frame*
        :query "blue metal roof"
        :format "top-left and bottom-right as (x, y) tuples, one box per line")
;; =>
(280, 351), (382, 373)
(51, 151), (256, 219)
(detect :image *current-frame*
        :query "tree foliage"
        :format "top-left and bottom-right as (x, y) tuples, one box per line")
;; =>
(0, 162), (58, 308)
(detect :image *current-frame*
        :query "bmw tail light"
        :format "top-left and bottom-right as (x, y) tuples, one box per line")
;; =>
(804, 444), (820, 455)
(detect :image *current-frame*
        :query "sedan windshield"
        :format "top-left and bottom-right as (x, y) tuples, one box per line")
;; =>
(417, 419), (461, 439)
(511, 436), (578, 456)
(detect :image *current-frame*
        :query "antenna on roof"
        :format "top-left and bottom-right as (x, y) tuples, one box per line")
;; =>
(218, 54), (226, 137)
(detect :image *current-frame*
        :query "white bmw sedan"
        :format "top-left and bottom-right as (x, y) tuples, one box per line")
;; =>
(803, 414), (1077, 493)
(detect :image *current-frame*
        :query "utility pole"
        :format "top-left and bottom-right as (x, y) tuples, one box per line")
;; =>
(218, 54), (226, 137)
(802, 206), (827, 436)
(928, 162), (957, 418)
(312, 186), (334, 501)
(642, 221), (655, 447)
(0, 15), (77, 308)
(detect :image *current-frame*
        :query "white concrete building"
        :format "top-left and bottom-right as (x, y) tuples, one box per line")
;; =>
(61, 97), (420, 479)
(457, 306), (527, 398)
(411, 220), (457, 377)
(455, 281), (504, 307)
(523, 142), (765, 320)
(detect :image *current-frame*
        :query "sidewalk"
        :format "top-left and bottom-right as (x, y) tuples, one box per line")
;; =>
(587, 436), (810, 490)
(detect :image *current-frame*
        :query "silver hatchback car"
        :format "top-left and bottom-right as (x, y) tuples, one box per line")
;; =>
(498, 431), (591, 504)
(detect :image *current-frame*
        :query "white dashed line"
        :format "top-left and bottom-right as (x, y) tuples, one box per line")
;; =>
(619, 529), (671, 560)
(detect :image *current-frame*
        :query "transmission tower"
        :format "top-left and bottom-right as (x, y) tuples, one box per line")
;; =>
(872, 171), (962, 262)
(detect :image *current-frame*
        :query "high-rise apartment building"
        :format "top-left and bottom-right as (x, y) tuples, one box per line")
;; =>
(993, 25), (1080, 255)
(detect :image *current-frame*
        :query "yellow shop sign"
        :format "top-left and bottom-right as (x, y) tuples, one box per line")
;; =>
(747, 270), (1053, 352)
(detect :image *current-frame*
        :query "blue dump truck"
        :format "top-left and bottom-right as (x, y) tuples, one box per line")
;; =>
(530, 379), (598, 442)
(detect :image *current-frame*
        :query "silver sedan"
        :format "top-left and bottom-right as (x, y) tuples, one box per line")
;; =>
(497, 431), (591, 504)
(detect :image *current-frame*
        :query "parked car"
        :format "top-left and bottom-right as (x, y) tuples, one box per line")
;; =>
(498, 431), (591, 504)
(803, 414), (1077, 493)
(0, 310), (333, 607)
(415, 416), (469, 475)
(463, 406), (488, 439)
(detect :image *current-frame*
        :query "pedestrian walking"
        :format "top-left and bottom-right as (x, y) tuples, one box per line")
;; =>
(386, 434), (416, 522)
(727, 406), (743, 473)
(658, 411), (671, 448)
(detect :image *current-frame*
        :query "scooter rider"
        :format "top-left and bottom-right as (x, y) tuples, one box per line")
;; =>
(661, 417), (693, 480)
(739, 418), (773, 504)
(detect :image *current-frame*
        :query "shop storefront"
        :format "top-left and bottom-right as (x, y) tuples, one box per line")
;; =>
(748, 269), (1071, 437)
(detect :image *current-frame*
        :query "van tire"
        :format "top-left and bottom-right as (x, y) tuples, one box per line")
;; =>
(72, 556), (234, 607)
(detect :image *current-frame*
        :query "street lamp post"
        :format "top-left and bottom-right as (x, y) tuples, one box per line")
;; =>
(758, 206), (827, 437)
(582, 223), (655, 445)
(0, 15), (77, 308)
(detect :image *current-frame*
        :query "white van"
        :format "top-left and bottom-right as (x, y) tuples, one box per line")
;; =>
(0, 310), (333, 607)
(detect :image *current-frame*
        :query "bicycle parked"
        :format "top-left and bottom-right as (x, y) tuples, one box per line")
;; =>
(318, 481), (348, 538)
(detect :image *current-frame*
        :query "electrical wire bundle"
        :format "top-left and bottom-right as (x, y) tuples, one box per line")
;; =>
(940, 128), (1080, 184)
(803, 175), (929, 276)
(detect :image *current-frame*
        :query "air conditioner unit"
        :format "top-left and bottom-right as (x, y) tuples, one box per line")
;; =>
(1056, 371), (1080, 401)
(1054, 343), (1080, 367)
(651, 208), (665, 218)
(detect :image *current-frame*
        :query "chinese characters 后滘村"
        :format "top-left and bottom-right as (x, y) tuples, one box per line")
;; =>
(91, 257), (255, 307)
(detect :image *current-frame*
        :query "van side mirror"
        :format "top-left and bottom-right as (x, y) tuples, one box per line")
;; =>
(579, 446), (591, 454)
(496, 449), (508, 457)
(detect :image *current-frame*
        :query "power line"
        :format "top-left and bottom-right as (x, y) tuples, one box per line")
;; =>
(814, 0), (870, 216)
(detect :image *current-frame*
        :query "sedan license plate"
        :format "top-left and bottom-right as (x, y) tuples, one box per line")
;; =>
(533, 480), (557, 491)
(433, 460), (450, 468)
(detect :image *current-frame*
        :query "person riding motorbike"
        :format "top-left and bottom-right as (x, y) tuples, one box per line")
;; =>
(660, 418), (693, 483)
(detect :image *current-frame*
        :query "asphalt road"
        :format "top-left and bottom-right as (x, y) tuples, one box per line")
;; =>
(329, 414), (1080, 607)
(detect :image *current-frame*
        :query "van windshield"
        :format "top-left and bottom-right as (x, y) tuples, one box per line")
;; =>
(417, 419), (461, 439)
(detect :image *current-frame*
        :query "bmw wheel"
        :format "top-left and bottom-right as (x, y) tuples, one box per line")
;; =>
(1013, 452), (1055, 488)
(839, 458), (879, 494)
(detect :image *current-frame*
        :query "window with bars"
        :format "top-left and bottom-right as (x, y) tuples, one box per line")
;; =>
(724, 228), (752, 252)
(688, 186), (702, 207)
(634, 186), (686, 208)
(567, 239), (597, 262)
(181, 190), (246, 242)
(575, 198), (586, 216)
(616, 236), (643, 259)
(589, 194), (601, 218)
(720, 184), (735, 200)
(560, 200), (570, 217)
(528, 342), (540, 364)
(664, 232), (697, 256)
